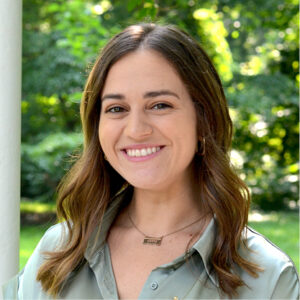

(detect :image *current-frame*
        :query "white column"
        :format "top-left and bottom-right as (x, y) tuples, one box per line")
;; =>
(0, 0), (22, 295)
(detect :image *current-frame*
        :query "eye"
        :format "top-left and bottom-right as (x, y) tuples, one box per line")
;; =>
(105, 106), (126, 113)
(151, 103), (172, 110)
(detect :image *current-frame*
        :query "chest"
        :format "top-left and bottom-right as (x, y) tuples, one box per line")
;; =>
(107, 228), (193, 299)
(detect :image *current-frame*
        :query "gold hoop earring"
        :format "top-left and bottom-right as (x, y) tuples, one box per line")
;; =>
(197, 137), (205, 156)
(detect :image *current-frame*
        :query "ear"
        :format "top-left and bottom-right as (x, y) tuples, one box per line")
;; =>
(196, 137), (205, 156)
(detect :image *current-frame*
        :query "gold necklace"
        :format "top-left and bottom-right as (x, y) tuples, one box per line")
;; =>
(128, 211), (204, 246)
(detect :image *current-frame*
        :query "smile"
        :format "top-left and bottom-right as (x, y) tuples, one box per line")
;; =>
(121, 145), (164, 162)
(126, 147), (161, 157)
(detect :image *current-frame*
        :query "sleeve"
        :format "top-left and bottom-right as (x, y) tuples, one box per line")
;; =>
(2, 272), (20, 300)
(271, 264), (300, 299)
(1, 223), (65, 300)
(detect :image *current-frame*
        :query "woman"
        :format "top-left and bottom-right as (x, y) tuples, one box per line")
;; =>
(3, 23), (299, 299)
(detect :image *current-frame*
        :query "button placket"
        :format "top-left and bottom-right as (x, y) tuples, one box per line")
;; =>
(138, 265), (178, 298)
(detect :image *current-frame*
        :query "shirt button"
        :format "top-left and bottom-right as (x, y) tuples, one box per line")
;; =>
(150, 281), (158, 290)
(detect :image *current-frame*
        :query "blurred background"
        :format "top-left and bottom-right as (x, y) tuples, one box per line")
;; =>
(21, 0), (299, 269)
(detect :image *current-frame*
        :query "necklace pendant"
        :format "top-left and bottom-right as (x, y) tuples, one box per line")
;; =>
(143, 236), (163, 246)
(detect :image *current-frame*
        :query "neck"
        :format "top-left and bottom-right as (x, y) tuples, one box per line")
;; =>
(126, 177), (207, 237)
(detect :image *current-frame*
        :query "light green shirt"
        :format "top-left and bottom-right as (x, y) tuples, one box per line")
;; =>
(2, 192), (299, 299)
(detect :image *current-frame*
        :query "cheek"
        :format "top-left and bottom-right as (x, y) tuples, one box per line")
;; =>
(98, 121), (110, 152)
(181, 124), (198, 158)
(177, 111), (198, 146)
(162, 118), (198, 160)
(98, 120), (122, 158)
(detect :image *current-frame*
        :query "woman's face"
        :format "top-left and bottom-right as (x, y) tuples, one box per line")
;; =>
(99, 50), (198, 191)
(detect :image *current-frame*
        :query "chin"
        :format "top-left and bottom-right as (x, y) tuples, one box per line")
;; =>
(124, 176), (166, 191)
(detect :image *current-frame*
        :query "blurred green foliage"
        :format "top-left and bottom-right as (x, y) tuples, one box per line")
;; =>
(20, 201), (56, 214)
(22, 0), (299, 210)
(22, 133), (82, 201)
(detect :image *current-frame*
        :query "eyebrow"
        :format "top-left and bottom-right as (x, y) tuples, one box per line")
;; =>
(101, 89), (180, 101)
(101, 93), (125, 101)
(144, 90), (180, 99)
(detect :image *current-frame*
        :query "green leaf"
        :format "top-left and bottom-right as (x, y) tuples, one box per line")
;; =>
(127, 0), (143, 12)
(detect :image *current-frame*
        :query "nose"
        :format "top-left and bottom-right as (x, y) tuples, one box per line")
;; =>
(123, 110), (153, 140)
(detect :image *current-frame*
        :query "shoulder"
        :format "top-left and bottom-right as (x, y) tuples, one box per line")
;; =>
(24, 222), (68, 264)
(237, 226), (299, 298)
(242, 226), (296, 270)
(38, 222), (69, 251)
(3, 223), (68, 300)
(22, 222), (68, 275)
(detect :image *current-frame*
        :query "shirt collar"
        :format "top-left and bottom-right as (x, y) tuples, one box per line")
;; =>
(84, 185), (130, 264)
(84, 187), (219, 287)
(192, 217), (219, 287)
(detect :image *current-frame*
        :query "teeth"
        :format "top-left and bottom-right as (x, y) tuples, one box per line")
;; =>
(126, 147), (161, 157)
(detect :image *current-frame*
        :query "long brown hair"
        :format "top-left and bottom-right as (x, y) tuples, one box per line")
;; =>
(37, 23), (261, 297)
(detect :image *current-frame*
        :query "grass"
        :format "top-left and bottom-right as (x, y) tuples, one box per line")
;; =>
(20, 211), (299, 271)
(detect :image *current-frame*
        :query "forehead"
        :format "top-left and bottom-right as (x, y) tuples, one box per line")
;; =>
(102, 50), (187, 95)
